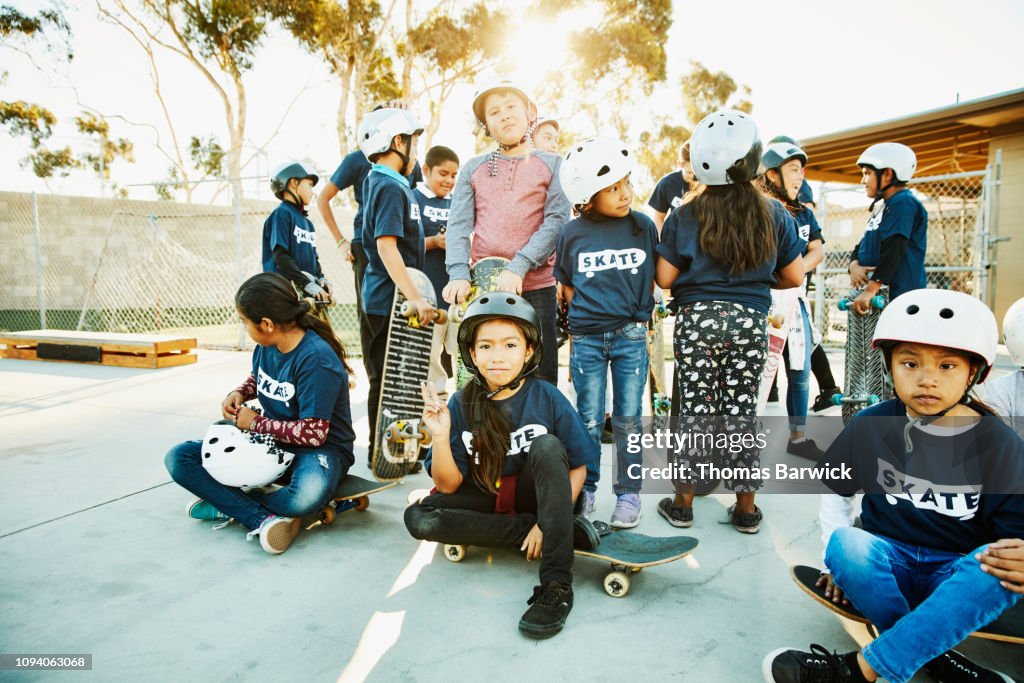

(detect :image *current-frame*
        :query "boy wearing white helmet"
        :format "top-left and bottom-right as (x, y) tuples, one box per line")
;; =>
(443, 79), (572, 384)
(978, 296), (1024, 417)
(262, 161), (332, 304)
(848, 142), (928, 315)
(358, 106), (434, 459)
(764, 289), (1024, 683)
(655, 110), (805, 533)
(553, 137), (659, 527)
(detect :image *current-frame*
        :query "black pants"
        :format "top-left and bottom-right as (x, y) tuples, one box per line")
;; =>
(521, 286), (558, 385)
(352, 242), (374, 378)
(365, 312), (389, 459)
(404, 434), (574, 586)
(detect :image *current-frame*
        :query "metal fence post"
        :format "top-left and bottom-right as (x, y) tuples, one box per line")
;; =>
(814, 184), (829, 339)
(234, 177), (245, 348)
(31, 192), (47, 329)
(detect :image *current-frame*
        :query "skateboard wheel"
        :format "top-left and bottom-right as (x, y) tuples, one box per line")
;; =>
(434, 310), (448, 324)
(385, 424), (401, 444)
(867, 394), (880, 405)
(831, 393), (845, 406)
(604, 570), (630, 597)
(870, 296), (886, 310)
(355, 496), (370, 512)
(319, 507), (336, 526)
(443, 544), (466, 562)
(417, 424), (432, 448)
(837, 299), (851, 311)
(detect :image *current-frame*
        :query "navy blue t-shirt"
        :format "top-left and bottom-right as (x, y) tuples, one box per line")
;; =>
(261, 201), (321, 278)
(793, 205), (824, 253)
(413, 185), (451, 311)
(330, 154), (423, 246)
(647, 171), (690, 214)
(817, 399), (1024, 554)
(656, 199), (803, 315)
(553, 210), (658, 334)
(856, 189), (928, 299)
(798, 179), (814, 206)
(361, 166), (425, 316)
(425, 379), (598, 485)
(251, 330), (355, 470)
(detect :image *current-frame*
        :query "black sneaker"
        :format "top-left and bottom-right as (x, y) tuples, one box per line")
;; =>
(727, 503), (763, 534)
(572, 515), (601, 550)
(812, 388), (842, 412)
(767, 386), (780, 403)
(923, 649), (1014, 682)
(519, 581), (573, 639)
(787, 439), (824, 460)
(762, 644), (864, 682)
(600, 416), (614, 444)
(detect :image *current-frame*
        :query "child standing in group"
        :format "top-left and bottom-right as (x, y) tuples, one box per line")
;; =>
(443, 79), (571, 385)
(532, 117), (560, 154)
(760, 141), (826, 459)
(655, 110), (804, 533)
(414, 145), (460, 397)
(554, 137), (659, 526)
(165, 272), (355, 555)
(764, 289), (1024, 683)
(263, 162), (331, 303)
(647, 141), (693, 231)
(358, 107), (433, 460)
(848, 142), (927, 314)
(404, 294), (599, 640)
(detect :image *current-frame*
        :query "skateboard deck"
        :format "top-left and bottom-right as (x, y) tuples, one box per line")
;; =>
(452, 256), (510, 388)
(443, 531), (699, 598)
(834, 287), (891, 423)
(648, 290), (671, 426)
(792, 565), (1024, 644)
(371, 267), (446, 482)
(307, 474), (397, 529)
(756, 288), (800, 415)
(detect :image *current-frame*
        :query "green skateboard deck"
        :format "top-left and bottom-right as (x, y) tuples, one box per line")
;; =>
(452, 256), (510, 388)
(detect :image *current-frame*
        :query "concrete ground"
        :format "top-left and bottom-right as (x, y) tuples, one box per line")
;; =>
(0, 345), (1021, 682)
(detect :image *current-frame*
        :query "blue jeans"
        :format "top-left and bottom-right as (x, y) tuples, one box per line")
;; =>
(826, 526), (1021, 683)
(165, 440), (347, 530)
(784, 300), (813, 431)
(570, 322), (649, 495)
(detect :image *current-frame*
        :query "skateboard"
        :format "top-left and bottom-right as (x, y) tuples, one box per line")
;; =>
(371, 267), (447, 482)
(833, 287), (890, 423)
(648, 290), (671, 426)
(451, 256), (510, 388)
(756, 288), (800, 415)
(442, 530), (699, 598)
(306, 474), (397, 529)
(791, 565), (1024, 644)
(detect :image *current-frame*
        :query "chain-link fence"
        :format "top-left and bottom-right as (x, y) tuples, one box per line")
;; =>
(0, 191), (361, 352)
(810, 170), (992, 348)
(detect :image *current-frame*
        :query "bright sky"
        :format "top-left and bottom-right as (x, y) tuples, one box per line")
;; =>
(2, 0), (1022, 201)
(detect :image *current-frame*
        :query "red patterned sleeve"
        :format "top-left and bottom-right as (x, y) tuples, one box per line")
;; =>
(249, 415), (330, 448)
(233, 374), (257, 401)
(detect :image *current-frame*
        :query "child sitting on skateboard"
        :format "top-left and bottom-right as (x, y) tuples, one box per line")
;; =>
(759, 141), (826, 460)
(358, 106), (435, 460)
(404, 294), (599, 640)
(554, 136), (659, 527)
(165, 272), (356, 555)
(262, 161), (332, 307)
(764, 289), (1024, 683)
(848, 142), (927, 315)
(442, 78), (571, 384)
(655, 110), (805, 533)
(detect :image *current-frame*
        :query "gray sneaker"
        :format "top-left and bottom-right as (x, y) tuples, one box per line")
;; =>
(610, 493), (641, 529)
(582, 489), (596, 518)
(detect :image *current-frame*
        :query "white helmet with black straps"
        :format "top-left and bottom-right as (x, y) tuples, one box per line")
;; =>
(472, 79), (538, 133)
(559, 137), (635, 206)
(357, 108), (424, 161)
(857, 142), (917, 182)
(1002, 297), (1024, 368)
(689, 109), (763, 186)
(872, 289), (998, 385)
(201, 420), (296, 488)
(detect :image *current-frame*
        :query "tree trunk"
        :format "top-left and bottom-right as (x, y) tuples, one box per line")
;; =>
(337, 58), (355, 157)
(401, 0), (413, 99)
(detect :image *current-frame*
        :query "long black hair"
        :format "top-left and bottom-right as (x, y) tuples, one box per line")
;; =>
(235, 272), (352, 375)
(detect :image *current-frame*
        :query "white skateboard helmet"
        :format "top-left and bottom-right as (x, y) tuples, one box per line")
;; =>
(201, 420), (296, 488)
(472, 79), (538, 131)
(689, 109), (762, 186)
(358, 108), (423, 161)
(1002, 297), (1024, 367)
(872, 289), (998, 384)
(559, 137), (635, 206)
(857, 142), (916, 182)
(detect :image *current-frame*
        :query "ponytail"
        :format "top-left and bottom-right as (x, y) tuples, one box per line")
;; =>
(461, 377), (512, 494)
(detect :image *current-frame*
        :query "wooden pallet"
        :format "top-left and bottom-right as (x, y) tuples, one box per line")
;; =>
(0, 330), (197, 369)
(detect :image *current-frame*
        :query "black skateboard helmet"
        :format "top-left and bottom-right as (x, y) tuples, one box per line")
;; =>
(457, 293), (542, 380)
(270, 161), (319, 200)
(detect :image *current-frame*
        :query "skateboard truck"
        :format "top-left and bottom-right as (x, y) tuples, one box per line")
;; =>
(830, 393), (880, 406)
(399, 303), (448, 328)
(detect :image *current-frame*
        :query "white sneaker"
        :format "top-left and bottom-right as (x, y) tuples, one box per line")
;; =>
(610, 494), (641, 529)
